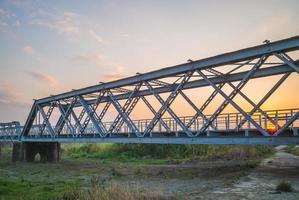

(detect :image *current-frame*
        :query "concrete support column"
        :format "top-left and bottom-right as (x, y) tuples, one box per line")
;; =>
(12, 142), (60, 162)
(12, 143), (25, 162)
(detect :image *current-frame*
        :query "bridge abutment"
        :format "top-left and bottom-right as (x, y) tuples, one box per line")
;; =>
(12, 142), (60, 162)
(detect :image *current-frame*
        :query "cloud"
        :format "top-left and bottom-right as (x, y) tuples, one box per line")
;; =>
(0, 8), (19, 28)
(89, 30), (104, 44)
(31, 9), (80, 35)
(8, 0), (35, 6)
(0, 81), (29, 107)
(102, 65), (127, 81)
(74, 53), (105, 66)
(73, 53), (127, 81)
(0, 8), (16, 19)
(120, 33), (129, 37)
(22, 46), (35, 55)
(26, 71), (59, 86)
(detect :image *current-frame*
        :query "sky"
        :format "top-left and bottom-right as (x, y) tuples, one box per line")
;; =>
(0, 0), (299, 124)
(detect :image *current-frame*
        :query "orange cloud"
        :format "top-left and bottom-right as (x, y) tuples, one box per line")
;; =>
(0, 81), (29, 107)
(22, 46), (35, 55)
(26, 71), (59, 87)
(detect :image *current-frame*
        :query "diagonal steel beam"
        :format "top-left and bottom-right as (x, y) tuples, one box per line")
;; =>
(36, 36), (299, 105)
(98, 102), (111, 121)
(186, 83), (225, 129)
(38, 104), (55, 135)
(70, 109), (83, 135)
(55, 98), (78, 134)
(274, 53), (299, 73)
(198, 70), (270, 136)
(78, 96), (107, 137)
(55, 101), (76, 136)
(51, 64), (296, 108)
(114, 97), (141, 133)
(179, 91), (217, 130)
(197, 56), (268, 134)
(273, 112), (299, 136)
(143, 72), (194, 136)
(108, 91), (141, 137)
(37, 105), (55, 137)
(206, 67), (280, 129)
(141, 96), (171, 132)
(109, 84), (142, 133)
(237, 72), (291, 130)
(80, 91), (106, 134)
(150, 79), (216, 130)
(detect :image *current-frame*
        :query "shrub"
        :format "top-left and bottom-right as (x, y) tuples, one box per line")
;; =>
(63, 143), (274, 162)
(276, 181), (293, 192)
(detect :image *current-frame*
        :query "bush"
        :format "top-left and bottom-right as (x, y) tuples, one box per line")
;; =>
(286, 145), (299, 156)
(276, 181), (293, 192)
(63, 143), (274, 162)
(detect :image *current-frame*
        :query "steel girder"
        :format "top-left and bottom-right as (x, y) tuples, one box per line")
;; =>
(35, 35), (299, 105)
(20, 36), (299, 141)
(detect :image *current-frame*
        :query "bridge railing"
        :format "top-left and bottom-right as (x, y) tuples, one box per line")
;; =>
(33, 108), (299, 136)
(1, 108), (298, 142)
(0, 121), (22, 142)
(99, 108), (299, 134)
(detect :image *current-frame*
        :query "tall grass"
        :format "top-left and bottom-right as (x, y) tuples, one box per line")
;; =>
(63, 143), (274, 162)
(57, 176), (178, 200)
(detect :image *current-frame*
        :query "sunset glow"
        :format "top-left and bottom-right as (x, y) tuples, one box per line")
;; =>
(0, 0), (298, 123)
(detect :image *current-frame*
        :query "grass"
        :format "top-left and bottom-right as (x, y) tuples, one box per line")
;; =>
(276, 181), (293, 192)
(286, 145), (299, 156)
(0, 177), (177, 200)
(0, 178), (80, 200)
(63, 143), (274, 164)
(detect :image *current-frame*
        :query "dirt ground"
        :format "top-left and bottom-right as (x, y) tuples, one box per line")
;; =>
(1, 146), (299, 200)
(117, 149), (299, 200)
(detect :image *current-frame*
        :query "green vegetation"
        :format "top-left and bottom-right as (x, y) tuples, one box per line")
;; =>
(64, 143), (274, 164)
(0, 178), (79, 200)
(286, 145), (299, 156)
(0, 176), (177, 200)
(276, 181), (293, 192)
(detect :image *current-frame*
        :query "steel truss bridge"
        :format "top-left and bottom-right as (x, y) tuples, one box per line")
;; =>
(1, 36), (299, 145)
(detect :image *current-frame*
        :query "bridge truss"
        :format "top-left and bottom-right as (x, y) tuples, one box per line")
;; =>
(1, 36), (299, 144)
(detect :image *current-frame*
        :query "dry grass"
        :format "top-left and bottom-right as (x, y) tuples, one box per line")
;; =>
(57, 176), (179, 200)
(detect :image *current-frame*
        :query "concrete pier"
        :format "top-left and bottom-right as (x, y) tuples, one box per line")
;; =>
(12, 142), (60, 162)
